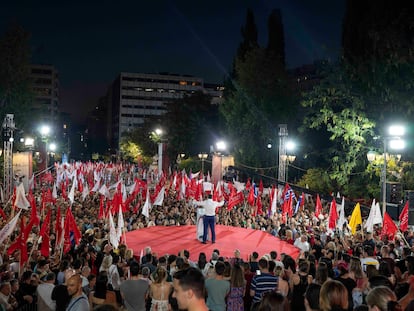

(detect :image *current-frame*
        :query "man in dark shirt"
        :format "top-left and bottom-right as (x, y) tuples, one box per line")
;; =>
(311, 236), (323, 261)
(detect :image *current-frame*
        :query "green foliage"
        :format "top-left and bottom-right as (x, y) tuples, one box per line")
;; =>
(119, 139), (142, 163)
(300, 62), (375, 190)
(220, 47), (297, 167)
(296, 168), (332, 194)
(0, 23), (34, 129)
(401, 162), (414, 191)
(121, 119), (159, 158)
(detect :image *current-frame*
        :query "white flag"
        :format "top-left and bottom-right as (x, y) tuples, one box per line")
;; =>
(337, 197), (347, 231)
(68, 180), (76, 205)
(14, 183), (30, 210)
(373, 202), (383, 225)
(117, 204), (124, 242)
(0, 210), (21, 245)
(108, 211), (119, 249)
(153, 187), (165, 206)
(91, 180), (100, 193)
(364, 199), (376, 233)
(82, 183), (89, 201)
(271, 187), (278, 216)
(142, 188), (151, 218)
(52, 183), (58, 200)
(98, 184), (110, 198)
(233, 180), (245, 193)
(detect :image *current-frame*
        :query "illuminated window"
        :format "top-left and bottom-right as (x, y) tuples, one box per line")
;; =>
(179, 81), (188, 86)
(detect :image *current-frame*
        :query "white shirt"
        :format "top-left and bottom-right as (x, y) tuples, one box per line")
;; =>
(193, 199), (225, 216)
(294, 239), (310, 253)
(37, 283), (56, 311)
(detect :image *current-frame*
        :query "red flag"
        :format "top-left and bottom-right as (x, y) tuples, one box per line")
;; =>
(328, 199), (338, 229)
(285, 195), (293, 217)
(28, 191), (40, 226)
(381, 212), (398, 240)
(315, 194), (322, 217)
(256, 195), (263, 215)
(247, 187), (255, 206)
(0, 207), (6, 219)
(259, 180), (263, 194)
(98, 195), (105, 219)
(78, 178), (83, 193)
(39, 209), (51, 257)
(8, 217), (28, 267)
(300, 192), (306, 209)
(245, 178), (251, 191)
(399, 201), (409, 232)
(227, 192), (244, 210)
(63, 207), (81, 254)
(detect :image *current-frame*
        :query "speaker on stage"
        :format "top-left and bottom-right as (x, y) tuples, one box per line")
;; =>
(406, 191), (414, 226)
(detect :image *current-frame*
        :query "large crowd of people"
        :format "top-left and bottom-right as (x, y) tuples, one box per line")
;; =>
(0, 164), (413, 311)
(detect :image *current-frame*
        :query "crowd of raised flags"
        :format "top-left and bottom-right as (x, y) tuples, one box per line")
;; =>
(0, 161), (412, 272)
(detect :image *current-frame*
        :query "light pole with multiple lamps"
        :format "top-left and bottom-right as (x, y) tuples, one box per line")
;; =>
(367, 124), (405, 216)
(39, 125), (51, 171)
(280, 140), (296, 183)
(198, 153), (208, 172)
(154, 128), (163, 177)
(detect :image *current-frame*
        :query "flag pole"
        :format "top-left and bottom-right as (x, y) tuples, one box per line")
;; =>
(397, 229), (410, 247)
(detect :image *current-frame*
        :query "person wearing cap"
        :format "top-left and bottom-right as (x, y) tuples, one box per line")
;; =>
(193, 194), (225, 244)
(37, 272), (56, 311)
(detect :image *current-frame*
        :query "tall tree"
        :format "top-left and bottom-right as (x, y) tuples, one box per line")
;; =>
(0, 23), (34, 128)
(162, 91), (219, 161)
(342, 0), (414, 121)
(300, 62), (375, 193)
(236, 9), (259, 62)
(267, 9), (285, 67)
(221, 8), (297, 168)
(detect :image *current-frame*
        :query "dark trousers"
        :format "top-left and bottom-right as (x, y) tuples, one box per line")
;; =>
(203, 215), (215, 243)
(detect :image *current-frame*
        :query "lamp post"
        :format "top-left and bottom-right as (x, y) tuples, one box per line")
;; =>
(39, 125), (51, 171)
(198, 153), (208, 172)
(283, 141), (296, 182)
(215, 140), (226, 182)
(154, 128), (163, 177)
(368, 125), (405, 216)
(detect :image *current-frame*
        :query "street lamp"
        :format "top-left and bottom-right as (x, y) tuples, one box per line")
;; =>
(282, 140), (296, 182)
(154, 128), (163, 177)
(216, 141), (226, 152)
(368, 125), (405, 216)
(39, 124), (51, 171)
(198, 153), (208, 172)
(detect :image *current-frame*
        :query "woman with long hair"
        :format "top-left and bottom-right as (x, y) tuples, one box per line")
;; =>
(366, 286), (401, 311)
(314, 262), (329, 285)
(319, 280), (348, 311)
(89, 272), (117, 309)
(257, 291), (289, 311)
(149, 267), (172, 311)
(227, 264), (246, 311)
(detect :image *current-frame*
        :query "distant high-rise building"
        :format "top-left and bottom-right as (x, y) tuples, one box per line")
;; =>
(30, 64), (59, 127)
(108, 72), (223, 149)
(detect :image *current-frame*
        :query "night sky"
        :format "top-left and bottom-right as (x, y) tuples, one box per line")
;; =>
(0, 0), (346, 123)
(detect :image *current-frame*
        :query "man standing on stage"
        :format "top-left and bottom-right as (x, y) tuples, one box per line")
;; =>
(193, 194), (224, 244)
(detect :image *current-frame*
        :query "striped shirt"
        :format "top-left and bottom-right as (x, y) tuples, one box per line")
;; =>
(250, 273), (279, 303)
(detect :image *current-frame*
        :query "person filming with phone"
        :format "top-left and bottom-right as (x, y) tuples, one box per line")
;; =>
(250, 258), (279, 310)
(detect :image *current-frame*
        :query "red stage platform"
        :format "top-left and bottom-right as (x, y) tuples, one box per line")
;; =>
(124, 225), (300, 261)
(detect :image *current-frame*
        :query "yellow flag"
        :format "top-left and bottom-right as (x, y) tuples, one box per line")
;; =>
(349, 202), (362, 234)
